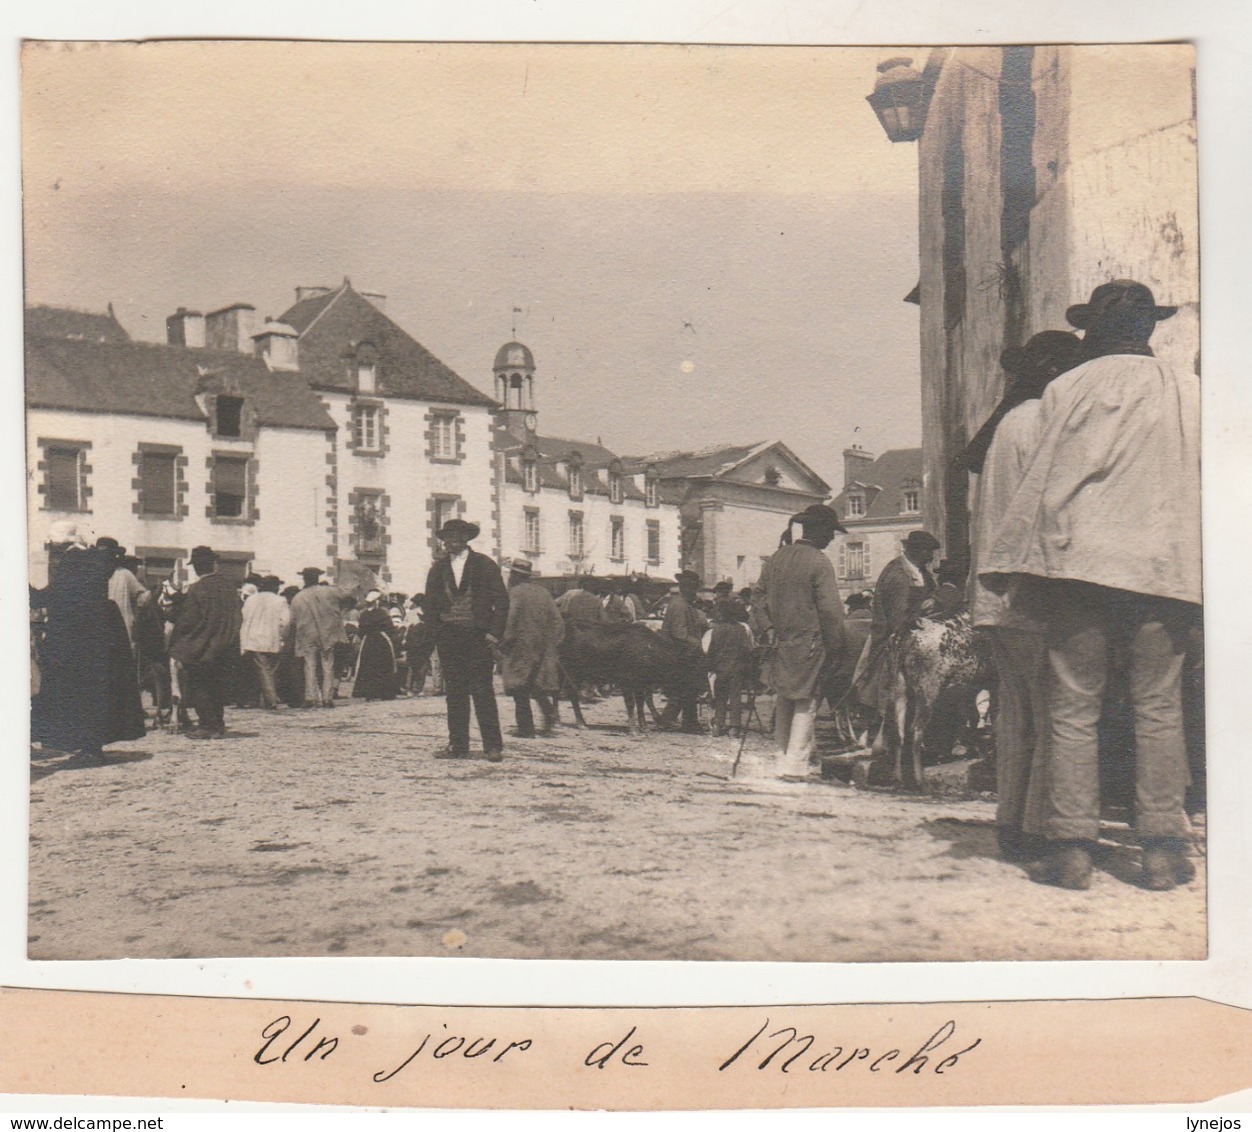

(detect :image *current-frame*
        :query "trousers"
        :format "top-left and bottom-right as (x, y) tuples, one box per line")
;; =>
(1043, 581), (1193, 842)
(297, 644), (337, 706)
(986, 627), (1049, 836)
(712, 671), (745, 733)
(437, 624), (503, 753)
(248, 650), (282, 709)
(775, 695), (816, 777)
(184, 654), (232, 732)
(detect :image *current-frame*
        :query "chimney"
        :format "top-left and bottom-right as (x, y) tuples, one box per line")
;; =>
(253, 319), (300, 372)
(295, 285), (333, 303)
(205, 303), (258, 353)
(166, 307), (206, 348)
(843, 444), (875, 487)
(360, 291), (387, 313)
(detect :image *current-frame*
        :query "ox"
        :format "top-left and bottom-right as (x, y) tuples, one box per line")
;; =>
(871, 611), (994, 790)
(558, 620), (708, 734)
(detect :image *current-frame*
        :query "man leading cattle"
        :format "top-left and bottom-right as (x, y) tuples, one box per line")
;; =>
(753, 503), (847, 782)
(981, 280), (1200, 892)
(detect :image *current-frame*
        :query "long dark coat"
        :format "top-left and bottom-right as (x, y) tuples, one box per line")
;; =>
(853, 554), (935, 710)
(499, 581), (565, 695)
(31, 546), (146, 751)
(169, 573), (242, 666)
(352, 606), (399, 700)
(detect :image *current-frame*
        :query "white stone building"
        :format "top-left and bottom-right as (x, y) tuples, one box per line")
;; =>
(491, 341), (682, 579)
(623, 441), (832, 590)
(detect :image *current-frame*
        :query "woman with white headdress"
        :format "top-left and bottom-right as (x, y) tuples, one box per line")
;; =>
(30, 521), (146, 758)
(351, 589), (399, 701)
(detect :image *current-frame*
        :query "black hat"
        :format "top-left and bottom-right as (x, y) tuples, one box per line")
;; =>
(1065, 280), (1177, 330)
(999, 330), (1085, 381)
(676, 569), (701, 585)
(712, 580), (733, 595)
(437, 518), (480, 541)
(904, 530), (941, 552)
(790, 503), (847, 533)
(300, 566), (324, 581)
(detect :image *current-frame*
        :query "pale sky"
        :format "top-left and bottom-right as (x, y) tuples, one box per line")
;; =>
(22, 41), (923, 489)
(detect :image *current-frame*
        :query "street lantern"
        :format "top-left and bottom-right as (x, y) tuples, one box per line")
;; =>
(866, 56), (927, 142)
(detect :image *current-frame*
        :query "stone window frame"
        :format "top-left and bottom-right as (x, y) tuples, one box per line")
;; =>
(607, 463), (624, 504)
(214, 549), (255, 584)
(521, 448), (540, 494)
(644, 469), (660, 509)
(901, 487), (921, 515)
(523, 506), (542, 556)
(206, 449), (259, 525)
(566, 452), (585, 502)
(567, 509), (585, 560)
(645, 518), (661, 565)
(348, 487), (390, 564)
(36, 437), (92, 514)
(426, 493), (466, 558)
(425, 408), (465, 465)
(135, 545), (187, 587)
(348, 397), (389, 457)
(132, 442), (189, 520)
(207, 392), (259, 442)
(846, 493), (866, 519)
(609, 515), (626, 562)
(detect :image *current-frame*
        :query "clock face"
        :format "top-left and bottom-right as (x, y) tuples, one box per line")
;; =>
(524, 412), (538, 431)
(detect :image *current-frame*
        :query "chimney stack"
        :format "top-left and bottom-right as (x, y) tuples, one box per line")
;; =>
(253, 319), (300, 372)
(205, 303), (258, 353)
(166, 307), (206, 348)
(843, 444), (875, 488)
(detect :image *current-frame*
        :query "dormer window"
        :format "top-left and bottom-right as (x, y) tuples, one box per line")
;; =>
(214, 395), (244, 438)
(358, 362), (377, 395)
(609, 470), (623, 504)
(523, 458), (539, 494)
(902, 488), (920, 514)
(645, 476), (659, 508)
(847, 494), (865, 518)
(567, 464), (582, 499)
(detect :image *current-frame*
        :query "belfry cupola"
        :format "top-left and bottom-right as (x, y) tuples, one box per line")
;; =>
(493, 340), (538, 440)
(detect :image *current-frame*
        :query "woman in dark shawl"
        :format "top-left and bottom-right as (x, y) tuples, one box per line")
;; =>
(30, 523), (146, 756)
(351, 589), (399, 701)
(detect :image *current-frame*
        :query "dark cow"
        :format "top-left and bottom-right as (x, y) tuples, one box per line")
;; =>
(873, 611), (994, 790)
(558, 620), (708, 733)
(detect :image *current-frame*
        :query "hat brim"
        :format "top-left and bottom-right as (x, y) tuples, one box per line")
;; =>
(791, 513), (848, 534)
(1066, 301), (1178, 329)
(438, 523), (480, 541)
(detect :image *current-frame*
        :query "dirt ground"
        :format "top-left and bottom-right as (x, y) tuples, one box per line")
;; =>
(27, 691), (1206, 962)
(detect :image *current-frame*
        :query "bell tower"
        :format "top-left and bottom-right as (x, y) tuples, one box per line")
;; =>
(493, 340), (538, 441)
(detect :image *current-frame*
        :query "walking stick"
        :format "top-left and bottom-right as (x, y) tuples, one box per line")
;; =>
(730, 723), (749, 778)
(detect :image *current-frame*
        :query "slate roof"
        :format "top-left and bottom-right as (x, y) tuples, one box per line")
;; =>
(498, 432), (646, 499)
(25, 305), (130, 344)
(278, 283), (496, 408)
(832, 448), (923, 522)
(621, 441), (762, 479)
(26, 332), (337, 431)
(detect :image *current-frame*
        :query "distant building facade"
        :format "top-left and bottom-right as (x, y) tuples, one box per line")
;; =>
(492, 341), (681, 579)
(26, 281), (498, 595)
(904, 45), (1198, 562)
(830, 444), (926, 600)
(624, 441), (831, 590)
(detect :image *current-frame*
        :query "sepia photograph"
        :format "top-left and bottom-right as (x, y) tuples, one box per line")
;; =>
(21, 40), (1205, 965)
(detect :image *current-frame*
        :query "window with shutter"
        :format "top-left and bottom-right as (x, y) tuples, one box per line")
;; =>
(524, 508), (541, 554)
(646, 520), (661, 564)
(610, 516), (625, 560)
(139, 451), (177, 516)
(211, 456), (248, 518)
(45, 446), (84, 511)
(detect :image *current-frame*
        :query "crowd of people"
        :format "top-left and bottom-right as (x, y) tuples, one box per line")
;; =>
(28, 280), (1202, 895)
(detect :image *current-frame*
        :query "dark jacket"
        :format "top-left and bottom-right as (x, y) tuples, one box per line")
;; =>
(424, 549), (509, 638)
(870, 555), (935, 640)
(169, 573), (243, 666)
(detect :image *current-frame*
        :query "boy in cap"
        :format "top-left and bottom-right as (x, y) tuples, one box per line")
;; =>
(423, 518), (510, 760)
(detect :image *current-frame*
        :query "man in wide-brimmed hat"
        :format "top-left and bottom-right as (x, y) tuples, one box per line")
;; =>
(424, 517), (510, 760)
(498, 558), (564, 739)
(657, 568), (710, 733)
(169, 546), (243, 739)
(963, 331), (1085, 863)
(980, 279), (1200, 892)
(753, 503), (847, 779)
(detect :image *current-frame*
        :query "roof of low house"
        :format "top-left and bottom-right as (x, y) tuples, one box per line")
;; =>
(25, 304), (131, 345)
(621, 441), (763, 479)
(833, 447), (924, 522)
(26, 331), (337, 431)
(278, 282), (496, 408)
(499, 433), (647, 499)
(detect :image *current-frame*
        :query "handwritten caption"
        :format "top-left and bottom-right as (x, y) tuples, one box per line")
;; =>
(252, 1013), (981, 1081)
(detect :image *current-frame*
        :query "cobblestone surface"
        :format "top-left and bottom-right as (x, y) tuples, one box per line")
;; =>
(28, 693), (1206, 962)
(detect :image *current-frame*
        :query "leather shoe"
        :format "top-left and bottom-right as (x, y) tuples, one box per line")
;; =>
(434, 747), (470, 760)
(484, 748), (504, 763)
(1030, 840), (1094, 890)
(1142, 839), (1196, 890)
